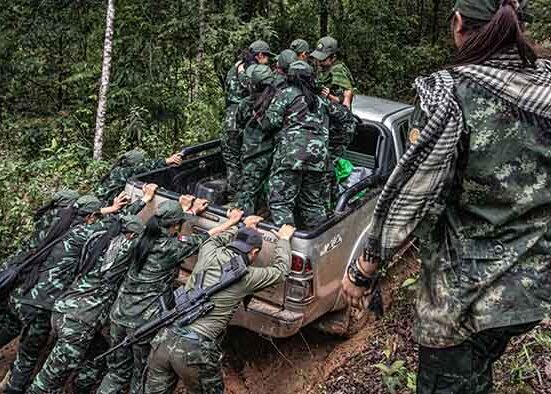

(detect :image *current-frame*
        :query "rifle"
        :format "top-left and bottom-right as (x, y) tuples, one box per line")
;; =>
(95, 254), (248, 362)
(0, 231), (69, 299)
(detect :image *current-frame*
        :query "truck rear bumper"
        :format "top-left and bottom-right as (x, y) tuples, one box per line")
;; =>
(230, 298), (304, 338)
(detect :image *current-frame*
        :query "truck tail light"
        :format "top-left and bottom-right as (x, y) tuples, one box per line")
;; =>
(287, 253), (314, 304)
(291, 254), (312, 273)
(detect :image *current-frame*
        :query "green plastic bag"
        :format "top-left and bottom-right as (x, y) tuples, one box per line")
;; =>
(335, 158), (354, 183)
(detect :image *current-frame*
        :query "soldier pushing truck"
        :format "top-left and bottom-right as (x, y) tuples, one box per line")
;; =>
(1, 4), (551, 393)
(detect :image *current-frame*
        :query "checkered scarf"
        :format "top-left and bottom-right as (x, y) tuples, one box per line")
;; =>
(365, 51), (551, 262)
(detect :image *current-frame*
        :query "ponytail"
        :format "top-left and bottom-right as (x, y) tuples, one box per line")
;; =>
(133, 216), (162, 272)
(253, 85), (278, 119)
(451, 0), (537, 66)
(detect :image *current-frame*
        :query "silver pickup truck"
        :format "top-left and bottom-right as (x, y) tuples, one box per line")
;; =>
(124, 95), (413, 338)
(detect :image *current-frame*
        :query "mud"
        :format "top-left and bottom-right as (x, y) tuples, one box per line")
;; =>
(1, 253), (549, 394)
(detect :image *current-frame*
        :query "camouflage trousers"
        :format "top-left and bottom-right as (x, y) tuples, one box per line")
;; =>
(0, 303), (21, 349)
(221, 105), (242, 197)
(236, 153), (272, 215)
(97, 322), (151, 394)
(268, 168), (328, 229)
(5, 303), (51, 394)
(144, 328), (223, 394)
(417, 321), (540, 394)
(26, 312), (108, 394)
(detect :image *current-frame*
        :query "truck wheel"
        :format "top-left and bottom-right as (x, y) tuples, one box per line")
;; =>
(312, 301), (371, 338)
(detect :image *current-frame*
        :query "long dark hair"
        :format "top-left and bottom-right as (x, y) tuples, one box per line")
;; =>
(242, 49), (259, 68)
(133, 216), (163, 272)
(253, 84), (278, 119)
(288, 72), (317, 111)
(451, 0), (537, 66)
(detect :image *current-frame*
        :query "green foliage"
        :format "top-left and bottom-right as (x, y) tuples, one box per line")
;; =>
(0, 144), (109, 260)
(375, 346), (415, 393)
(0, 0), (549, 260)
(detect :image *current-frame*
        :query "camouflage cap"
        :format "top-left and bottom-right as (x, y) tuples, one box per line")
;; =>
(75, 194), (103, 215)
(121, 149), (146, 166)
(453, 0), (530, 22)
(121, 215), (145, 235)
(249, 40), (275, 57)
(52, 189), (80, 208)
(290, 39), (310, 54)
(246, 64), (275, 85)
(310, 36), (339, 61)
(156, 200), (186, 225)
(276, 49), (298, 72)
(288, 60), (314, 77)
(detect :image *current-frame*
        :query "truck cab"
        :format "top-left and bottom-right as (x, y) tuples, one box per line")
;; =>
(125, 95), (413, 337)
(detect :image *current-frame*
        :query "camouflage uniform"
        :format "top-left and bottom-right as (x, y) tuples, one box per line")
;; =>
(236, 65), (282, 215)
(95, 149), (166, 203)
(262, 83), (329, 228)
(27, 216), (145, 394)
(222, 62), (249, 197)
(6, 198), (106, 393)
(410, 70), (551, 390)
(98, 208), (208, 394)
(0, 191), (78, 391)
(144, 227), (291, 394)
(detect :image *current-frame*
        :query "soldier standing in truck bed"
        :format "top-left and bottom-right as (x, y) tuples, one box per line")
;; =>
(262, 61), (357, 229)
(311, 36), (355, 109)
(221, 40), (275, 200)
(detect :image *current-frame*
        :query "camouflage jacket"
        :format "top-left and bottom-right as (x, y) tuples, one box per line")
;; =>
(316, 62), (355, 103)
(224, 62), (250, 133)
(225, 62), (249, 107)
(109, 232), (208, 329)
(53, 233), (137, 326)
(328, 102), (358, 159)
(411, 75), (551, 347)
(174, 228), (291, 340)
(95, 159), (165, 203)
(10, 219), (109, 312)
(263, 88), (354, 172)
(238, 84), (285, 160)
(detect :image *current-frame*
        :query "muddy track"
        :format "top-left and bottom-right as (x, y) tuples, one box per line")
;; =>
(2, 252), (548, 394)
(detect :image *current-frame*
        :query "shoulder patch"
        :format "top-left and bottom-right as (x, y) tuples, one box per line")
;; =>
(409, 128), (421, 145)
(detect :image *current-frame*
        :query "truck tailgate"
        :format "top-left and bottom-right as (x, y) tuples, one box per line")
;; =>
(125, 183), (286, 307)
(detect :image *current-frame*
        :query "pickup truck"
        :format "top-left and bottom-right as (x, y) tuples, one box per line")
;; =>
(124, 95), (413, 338)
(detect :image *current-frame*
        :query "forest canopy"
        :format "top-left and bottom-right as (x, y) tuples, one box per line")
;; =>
(0, 0), (549, 257)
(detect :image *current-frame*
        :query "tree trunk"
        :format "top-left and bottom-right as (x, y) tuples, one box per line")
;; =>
(193, 0), (206, 98)
(319, 0), (328, 37)
(431, 0), (440, 44)
(93, 0), (116, 160)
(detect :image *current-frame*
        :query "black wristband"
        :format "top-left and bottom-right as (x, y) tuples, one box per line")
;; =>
(347, 260), (377, 288)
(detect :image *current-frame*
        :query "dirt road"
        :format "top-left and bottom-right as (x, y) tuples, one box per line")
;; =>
(2, 254), (549, 393)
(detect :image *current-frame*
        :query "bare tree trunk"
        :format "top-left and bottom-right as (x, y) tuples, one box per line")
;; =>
(93, 0), (116, 160)
(319, 0), (329, 37)
(193, 0), (206, 98)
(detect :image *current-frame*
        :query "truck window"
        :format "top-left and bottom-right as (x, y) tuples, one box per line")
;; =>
(344, 124), (380, 170)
